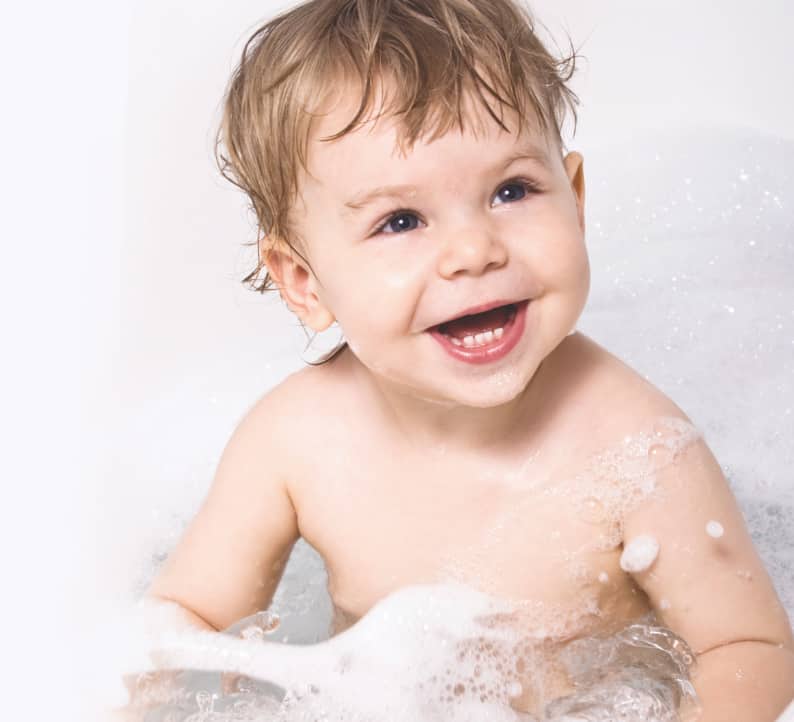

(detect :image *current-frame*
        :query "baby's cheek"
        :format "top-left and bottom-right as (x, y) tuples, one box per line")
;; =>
(380, 263), (420, 292)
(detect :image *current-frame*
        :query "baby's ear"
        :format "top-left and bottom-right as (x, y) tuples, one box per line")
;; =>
(563, 151), (586, 233)
(261, 238), (336, 333)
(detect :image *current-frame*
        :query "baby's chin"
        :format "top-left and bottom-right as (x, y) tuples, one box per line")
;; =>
(443, 367), (536, 409)
(373, 364), (538, 410)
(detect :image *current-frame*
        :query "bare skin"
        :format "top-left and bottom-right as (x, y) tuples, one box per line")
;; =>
(295, 333), (658, 713)
(297, 334), (649, 639)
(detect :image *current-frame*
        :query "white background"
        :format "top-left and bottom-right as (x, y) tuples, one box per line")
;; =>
(1, 1), (791, 719)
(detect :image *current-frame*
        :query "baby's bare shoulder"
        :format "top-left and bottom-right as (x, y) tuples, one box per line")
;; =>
(561, 332), (691, 437)
(247, 353), (357, 458)
(249, 363), (333, 420)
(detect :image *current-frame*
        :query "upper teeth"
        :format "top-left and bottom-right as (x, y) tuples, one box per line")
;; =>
(448, 327), (504, 347)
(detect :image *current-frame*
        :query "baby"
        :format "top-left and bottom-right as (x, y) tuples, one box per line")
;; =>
(142, 0), (794, 719)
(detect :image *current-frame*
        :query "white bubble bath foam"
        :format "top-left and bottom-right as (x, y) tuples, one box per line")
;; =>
(110, 128), (794, 721)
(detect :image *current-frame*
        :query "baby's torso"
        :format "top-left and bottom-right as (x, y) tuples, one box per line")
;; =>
(297, 439), (649, 637)
(284, 334), (668, 627)
(279, 332), (686, 708)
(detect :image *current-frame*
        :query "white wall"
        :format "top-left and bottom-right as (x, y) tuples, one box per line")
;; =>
(532, 0), (794, 145)
(2, 3), (130, 719)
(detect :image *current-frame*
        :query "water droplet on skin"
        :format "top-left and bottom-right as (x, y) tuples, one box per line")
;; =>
(598, 571), (609, 584)
(705, 520), (724, 538)
(660, 598), (671, 611)
(648, 442), (672, 466)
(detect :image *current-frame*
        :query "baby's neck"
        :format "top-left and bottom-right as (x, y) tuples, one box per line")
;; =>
(342, 348), (552, 455)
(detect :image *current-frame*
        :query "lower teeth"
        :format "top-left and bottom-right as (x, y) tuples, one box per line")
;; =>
(437, 303), (519, 348)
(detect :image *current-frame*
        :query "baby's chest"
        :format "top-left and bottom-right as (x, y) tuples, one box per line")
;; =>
(295, 460), (651, 637)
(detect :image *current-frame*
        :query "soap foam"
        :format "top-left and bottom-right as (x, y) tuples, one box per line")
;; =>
(120, 589), (698, 722)
(620, 535), (661, 573)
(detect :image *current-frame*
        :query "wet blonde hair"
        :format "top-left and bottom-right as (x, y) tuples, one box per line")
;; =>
(215, 0), (579, 363)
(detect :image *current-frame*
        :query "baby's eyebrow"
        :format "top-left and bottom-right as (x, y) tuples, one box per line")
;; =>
(344, 184), (419, 213)
(501, 141), (551, 170)
(342, 141), (550, 214)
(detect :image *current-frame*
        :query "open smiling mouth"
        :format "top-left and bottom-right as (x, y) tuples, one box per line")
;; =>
(427, 300), (530, 364)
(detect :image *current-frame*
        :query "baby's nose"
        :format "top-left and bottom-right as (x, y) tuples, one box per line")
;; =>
(436, 228), (508, 278)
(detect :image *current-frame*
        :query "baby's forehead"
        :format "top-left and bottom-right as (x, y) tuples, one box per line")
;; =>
(303, 91), (559, 186)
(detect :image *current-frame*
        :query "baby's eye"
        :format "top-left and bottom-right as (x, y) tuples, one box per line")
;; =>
(379, 212), (422, 235)
(493, 178), (541, 205)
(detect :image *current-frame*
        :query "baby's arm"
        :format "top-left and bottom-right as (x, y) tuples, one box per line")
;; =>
(146, 385), (301, 637)
(622, 426), (794, 721)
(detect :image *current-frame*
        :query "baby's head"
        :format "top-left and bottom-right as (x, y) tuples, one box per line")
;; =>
(217, 0), (589, 407)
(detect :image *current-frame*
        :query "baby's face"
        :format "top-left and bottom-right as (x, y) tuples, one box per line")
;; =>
(292, 89), (589, 408)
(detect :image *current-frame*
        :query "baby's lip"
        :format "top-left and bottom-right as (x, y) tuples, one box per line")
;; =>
(427, 298), (527, 331)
